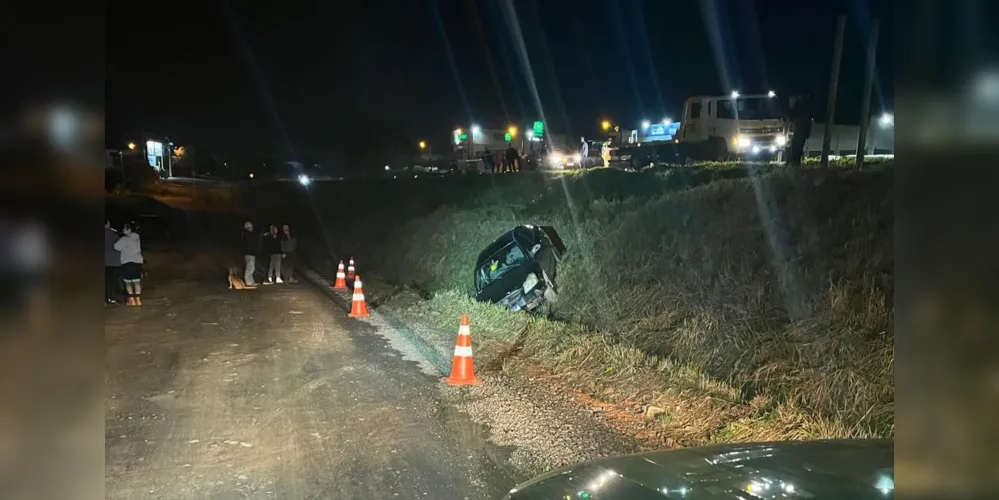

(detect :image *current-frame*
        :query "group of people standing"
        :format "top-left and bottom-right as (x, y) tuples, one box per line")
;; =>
(104, 220), (144, 306)
(240, 221), (297, 286)
(481, 144), (522, 174)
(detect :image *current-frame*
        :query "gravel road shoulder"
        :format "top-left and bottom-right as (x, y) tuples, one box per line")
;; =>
(299, 267), (650, 478)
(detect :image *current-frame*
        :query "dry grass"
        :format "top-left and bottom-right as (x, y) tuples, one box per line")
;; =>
(410, 291), (866, 446)
(376, 167), (892, 441)
(284, 164), (894, 443)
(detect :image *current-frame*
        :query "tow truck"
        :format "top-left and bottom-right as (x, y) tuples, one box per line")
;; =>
(675, 91), (788, 160)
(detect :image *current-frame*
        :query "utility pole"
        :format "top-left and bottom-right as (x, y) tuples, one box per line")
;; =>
(165, 136), (173, 178)
(821, 16), (846, 169)
(855, 19), (880, 170)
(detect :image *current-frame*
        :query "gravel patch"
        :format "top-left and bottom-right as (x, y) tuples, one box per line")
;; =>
(439, 372), (642, 476)
(298, 268), (443, 377)
(380, 303), (645, 477)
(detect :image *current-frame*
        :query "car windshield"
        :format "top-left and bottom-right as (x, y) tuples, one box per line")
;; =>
(716, 97), (781, 120)
(477, 242), (528, 286)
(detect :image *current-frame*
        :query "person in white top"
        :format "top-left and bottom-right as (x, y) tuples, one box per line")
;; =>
(113, 222), (144, 306)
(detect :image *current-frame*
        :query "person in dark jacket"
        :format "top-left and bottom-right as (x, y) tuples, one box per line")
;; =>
(263, 224), (283, 284)
(787, 95), (812, 167)
(105, 220), (122, 304)
(504, 143), (520, 173)
(240, 221), (259, 285)
(279, 224), (298, 282)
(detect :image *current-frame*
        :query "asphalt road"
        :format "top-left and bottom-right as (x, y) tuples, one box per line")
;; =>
(105, 244), (516, 499)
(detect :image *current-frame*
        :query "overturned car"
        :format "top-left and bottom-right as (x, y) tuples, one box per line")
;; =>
(473, 225), (566, 313)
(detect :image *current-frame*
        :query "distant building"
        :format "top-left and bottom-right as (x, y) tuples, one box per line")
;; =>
(105, 147), (149, 170)
(450, 126), (570, 157)
(144, 139), (168, 172)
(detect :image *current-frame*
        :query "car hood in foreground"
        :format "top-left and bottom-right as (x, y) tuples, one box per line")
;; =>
(504, 439), (893, 499)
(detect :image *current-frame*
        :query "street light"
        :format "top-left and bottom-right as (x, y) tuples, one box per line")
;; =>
(471, 125), (482, 135)
(249, 172), (254, 179)
(127, 142), (136, 150)
(641, 120), (651, 130)
(419, 141), (426, 149)
(662, 118), (672, 126)
(731, 90), (740, 98)
(767, 90), (777, 98)
(507, 125), (518, 137)
(879, 112), (893, 127)
(601, 120), (611, 131)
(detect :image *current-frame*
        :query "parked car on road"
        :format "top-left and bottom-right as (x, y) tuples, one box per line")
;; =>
(543, 148), (582, 170)
(502, 439), (894, 499)
(608, 143), (682, 171)
(473, 225), (566, 314)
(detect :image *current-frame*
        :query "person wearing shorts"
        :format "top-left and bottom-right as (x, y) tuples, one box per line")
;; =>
(114, 222), (144, 306)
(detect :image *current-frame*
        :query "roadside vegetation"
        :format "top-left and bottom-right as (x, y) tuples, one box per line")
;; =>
(364, 164), (892, 443)
(260, 162), (894, 445)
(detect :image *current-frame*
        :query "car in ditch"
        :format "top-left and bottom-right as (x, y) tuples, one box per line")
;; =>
(473, 225), (566, 313)
(501, 439), (894, 499)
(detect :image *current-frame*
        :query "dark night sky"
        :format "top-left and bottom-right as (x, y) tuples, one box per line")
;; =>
(106, 0), (893, 169)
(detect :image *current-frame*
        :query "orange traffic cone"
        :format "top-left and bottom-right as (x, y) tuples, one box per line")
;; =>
(444, 315), (480, 386)
(333, 261), (348, 290)
(348, 274), (370, 318)
(347, 258), (355, 280)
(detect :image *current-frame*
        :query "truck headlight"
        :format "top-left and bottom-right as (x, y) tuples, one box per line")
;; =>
(774, 135), (787, 147)
(522, 273), (539, 293)
(734, 135), (752, 149)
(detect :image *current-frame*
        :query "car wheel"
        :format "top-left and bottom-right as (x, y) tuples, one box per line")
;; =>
(532, 301), (555, 318)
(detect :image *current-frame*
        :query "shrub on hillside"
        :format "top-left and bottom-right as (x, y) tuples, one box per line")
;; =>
(365, 167), (894, 437)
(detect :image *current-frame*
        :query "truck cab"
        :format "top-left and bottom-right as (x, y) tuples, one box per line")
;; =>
(676, 93), (787, 159)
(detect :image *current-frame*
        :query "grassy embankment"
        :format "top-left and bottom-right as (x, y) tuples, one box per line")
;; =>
(252, 162), (893, 445)
(357, 164), (893, 446)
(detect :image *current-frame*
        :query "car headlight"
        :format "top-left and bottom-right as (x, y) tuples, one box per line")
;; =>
(774, 135), (787, 147)
(734, 135), (752, 149)
(522, 273), (539, 293)
(571, 153), (582, 163)
(549, 153), (563, 165)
